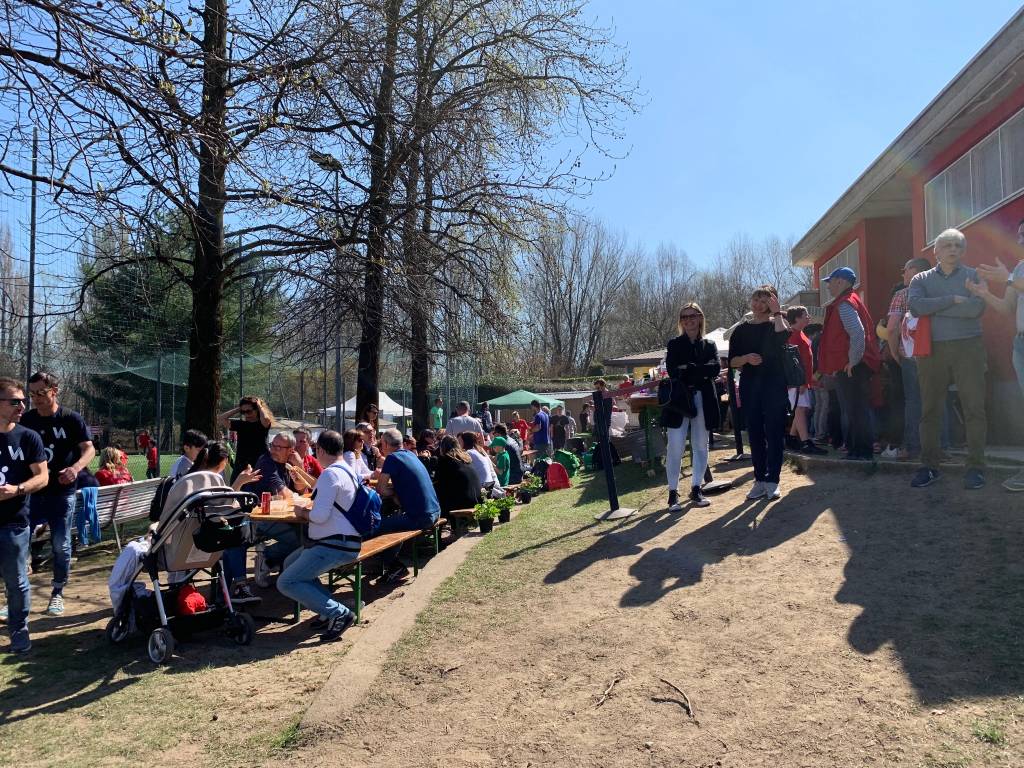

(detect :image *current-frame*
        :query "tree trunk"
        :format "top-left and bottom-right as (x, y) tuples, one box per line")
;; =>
(356, 0), (400, 420)
(184, 0), (229, 436)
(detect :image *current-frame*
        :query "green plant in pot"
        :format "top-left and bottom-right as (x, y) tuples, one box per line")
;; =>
(474, 500), (499, 533)
(494, 495), (516, 523)
(518, 475), (542, 504)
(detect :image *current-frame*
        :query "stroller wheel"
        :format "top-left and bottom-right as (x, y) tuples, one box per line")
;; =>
(147, 628), (175, 664)
(105, 616), (130, 645)
(228, 612), (255, 646)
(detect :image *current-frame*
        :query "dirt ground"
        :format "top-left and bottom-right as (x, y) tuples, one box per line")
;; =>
(280, 451), (1024, 768)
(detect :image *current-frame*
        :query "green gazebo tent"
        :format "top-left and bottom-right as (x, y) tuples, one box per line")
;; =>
(485, 389), (564, 409)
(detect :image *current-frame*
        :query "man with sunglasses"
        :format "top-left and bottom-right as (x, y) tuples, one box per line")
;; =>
(0, 379), (48, 652)
(20, 372), (95, 616)
(219, 396), (272, 483)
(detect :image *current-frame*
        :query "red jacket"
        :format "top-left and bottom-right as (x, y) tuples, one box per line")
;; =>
(819, 289), (880, 374)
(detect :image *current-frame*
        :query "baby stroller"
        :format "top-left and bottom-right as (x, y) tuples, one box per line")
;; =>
(105, 471), (259, 663)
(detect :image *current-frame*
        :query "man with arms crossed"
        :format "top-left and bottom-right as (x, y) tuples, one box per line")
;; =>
(0, 378), (50, 651)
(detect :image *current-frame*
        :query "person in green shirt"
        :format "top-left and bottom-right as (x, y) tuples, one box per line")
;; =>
(429, 397), (444, 431)
(490, 436), (510, 486)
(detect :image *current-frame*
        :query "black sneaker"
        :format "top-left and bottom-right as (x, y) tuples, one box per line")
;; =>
(963, 468), (985, 490)
(320, 610), (356, 642)
(785, 435), (801, 451)
(910, 467), (940, 488)
(689, 486), (710, 508)
(801, 440), (828, 456)
(230, 583), (262, 606)
(380, 565), (408, 585)
(668, 489), (681, 511)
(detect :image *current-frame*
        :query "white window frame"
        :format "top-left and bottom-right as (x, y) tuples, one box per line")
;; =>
(818, 240), (860, 307)
(923, 103), (1024, 247)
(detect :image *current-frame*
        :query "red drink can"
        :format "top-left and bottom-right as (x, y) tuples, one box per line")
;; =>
(260, 492), (271, 515)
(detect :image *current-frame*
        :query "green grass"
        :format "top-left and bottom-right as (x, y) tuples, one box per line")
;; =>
(972, 720), (1008, 746)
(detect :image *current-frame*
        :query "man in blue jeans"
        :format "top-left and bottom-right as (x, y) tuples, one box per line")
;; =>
(968, 216), (1024, 492)
(21, 372), (95, 616)
(0, 378), (50, 652)
(886, 257), (933, 459)
(374, 428), (440, 583)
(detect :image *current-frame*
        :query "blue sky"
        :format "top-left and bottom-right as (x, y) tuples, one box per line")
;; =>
(576, 1), (1024, 267)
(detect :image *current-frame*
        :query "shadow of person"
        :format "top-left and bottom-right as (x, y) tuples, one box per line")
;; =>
(788, 468), (1024, 705)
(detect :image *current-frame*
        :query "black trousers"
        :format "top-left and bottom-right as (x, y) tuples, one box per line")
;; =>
(835, 363), (873, 459)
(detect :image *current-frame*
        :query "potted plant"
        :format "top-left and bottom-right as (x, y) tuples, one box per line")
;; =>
(495, 495), (516, 524)
(474, 501), (499, 533)
(518, 475), (542, 504)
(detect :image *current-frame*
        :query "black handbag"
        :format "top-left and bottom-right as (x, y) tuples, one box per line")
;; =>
(193, 515), (250, 553)
(657, 378), (697, 421)
(781, 344), (807, 388)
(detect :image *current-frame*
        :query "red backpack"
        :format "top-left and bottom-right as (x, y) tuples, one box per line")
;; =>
(546, 461), (571, 491)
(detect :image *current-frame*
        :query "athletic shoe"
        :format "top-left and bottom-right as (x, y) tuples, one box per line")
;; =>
(9, 627), (30, 654)
(380, 565), (408, 585)
(1003, 469), (1024, 492)
(800, 440), (828, 456)
(230, 583), (262, 606)
(310, 615), (329, 631)
(253, 548), (273, 589)
(0, 605), (7, 622)
(44, 594), (64, 616)
(785, 435), (801, 451)
(689, 486), (710, 508)
(765, 483), (782, 500)
(667, 489), (681, 512)
(320, 610), (356, 642)
(880, 446), (899, 459)
(910, 468), (940, 488)
(963, 469), (985, 491)
(746, 481), (766, 500)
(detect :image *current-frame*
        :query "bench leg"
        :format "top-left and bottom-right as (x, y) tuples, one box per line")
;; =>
(112, 519), (123, 551)
(354, 563), (362, 624)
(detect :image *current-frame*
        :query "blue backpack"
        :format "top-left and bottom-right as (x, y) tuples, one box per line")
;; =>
(320, 462), (382, 537)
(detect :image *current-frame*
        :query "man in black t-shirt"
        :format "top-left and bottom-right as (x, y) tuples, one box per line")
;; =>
(219, 396), (272, 482)
(550, 405), (570, 451)
(21, 372), (95, 616)
(0, 377), (50, 652)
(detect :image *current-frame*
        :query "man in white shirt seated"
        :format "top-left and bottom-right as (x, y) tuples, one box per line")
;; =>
(445, 401), (483, 437)
(275, 430), (362, 642)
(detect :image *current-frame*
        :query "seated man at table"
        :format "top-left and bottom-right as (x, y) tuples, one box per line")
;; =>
(250, 432), (309, 588)
(374, 428), (441, 583)
(275, 430), (361, 642)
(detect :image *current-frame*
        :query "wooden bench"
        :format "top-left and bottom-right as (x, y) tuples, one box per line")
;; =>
(445, 507), (477, 535)
(321, 519), (444, 624)
(92, 479), (164, 549)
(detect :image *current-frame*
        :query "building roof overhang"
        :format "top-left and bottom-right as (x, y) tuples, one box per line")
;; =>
(792, 9), (1024, 267)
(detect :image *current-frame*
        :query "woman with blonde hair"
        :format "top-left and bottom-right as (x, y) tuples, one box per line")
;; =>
(95, 447), (132, 486)
(661, 301), (720, 510)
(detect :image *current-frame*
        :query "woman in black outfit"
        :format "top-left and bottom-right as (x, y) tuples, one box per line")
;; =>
(661, 302), (721, 510)
(728, 285), (791, 501)
(433, 435), (482, 517)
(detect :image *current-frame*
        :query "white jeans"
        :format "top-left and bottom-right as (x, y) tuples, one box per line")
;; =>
(665, 391), (708, 492)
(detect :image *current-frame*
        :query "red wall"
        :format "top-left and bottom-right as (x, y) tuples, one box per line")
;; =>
(909, 81), (1024, 382)
(811, 218), (913, 323)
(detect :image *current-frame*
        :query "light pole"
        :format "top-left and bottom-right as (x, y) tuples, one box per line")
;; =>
(310, 151), (345, 431)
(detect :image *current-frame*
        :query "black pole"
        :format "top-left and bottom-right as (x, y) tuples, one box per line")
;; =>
(299, 368), (305, 424)
(25, 127), (38, 382)
(238, 280), (244, 399)
(155, 354), (162, 476)
(594, 390), (620, 512)
(728, 367), (746, 459)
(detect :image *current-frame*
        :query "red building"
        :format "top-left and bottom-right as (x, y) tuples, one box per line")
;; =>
(793, 11), (1024, 443)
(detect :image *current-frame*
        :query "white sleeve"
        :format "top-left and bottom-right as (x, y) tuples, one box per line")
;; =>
(309, 467), (342, 525)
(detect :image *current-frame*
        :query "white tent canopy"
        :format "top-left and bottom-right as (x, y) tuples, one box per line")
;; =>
(321, 391), (412, 419)
(705, 327), (730, 357)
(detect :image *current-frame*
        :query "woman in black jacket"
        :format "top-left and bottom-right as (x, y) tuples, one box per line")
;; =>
(433, 435), (483, 517)
(662, 302), (721, 510)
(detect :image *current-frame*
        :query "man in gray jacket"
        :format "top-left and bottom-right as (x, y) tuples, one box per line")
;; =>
(908, 228), (987, 490)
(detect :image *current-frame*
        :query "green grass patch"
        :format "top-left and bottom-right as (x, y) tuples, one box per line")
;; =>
(971, 719), (1007, 746)
(270, 718), (303, 751)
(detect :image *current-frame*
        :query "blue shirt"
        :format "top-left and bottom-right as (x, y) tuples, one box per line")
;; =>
(531, 410), (550, 446)
(248, 454), (295, 496)
(381, 449), (440, 523)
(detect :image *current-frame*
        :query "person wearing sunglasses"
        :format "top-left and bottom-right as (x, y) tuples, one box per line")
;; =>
(218, 396), (273, 483)
(0, 378), (49, 652)
(20, 371), (96, 617)
(662, 303), (720, 510)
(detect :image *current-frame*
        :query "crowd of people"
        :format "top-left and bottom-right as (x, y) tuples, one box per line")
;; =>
(659, 224), (1024, 511)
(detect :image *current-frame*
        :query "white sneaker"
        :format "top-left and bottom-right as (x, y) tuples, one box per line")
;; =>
(880, 446), (899, 459)
(0, 605), (7, 622)
(253, 548), (273, 589)
(765, 483), (782, 500)
(45, 594), (65, 616)
(746, 481), (766, 500)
